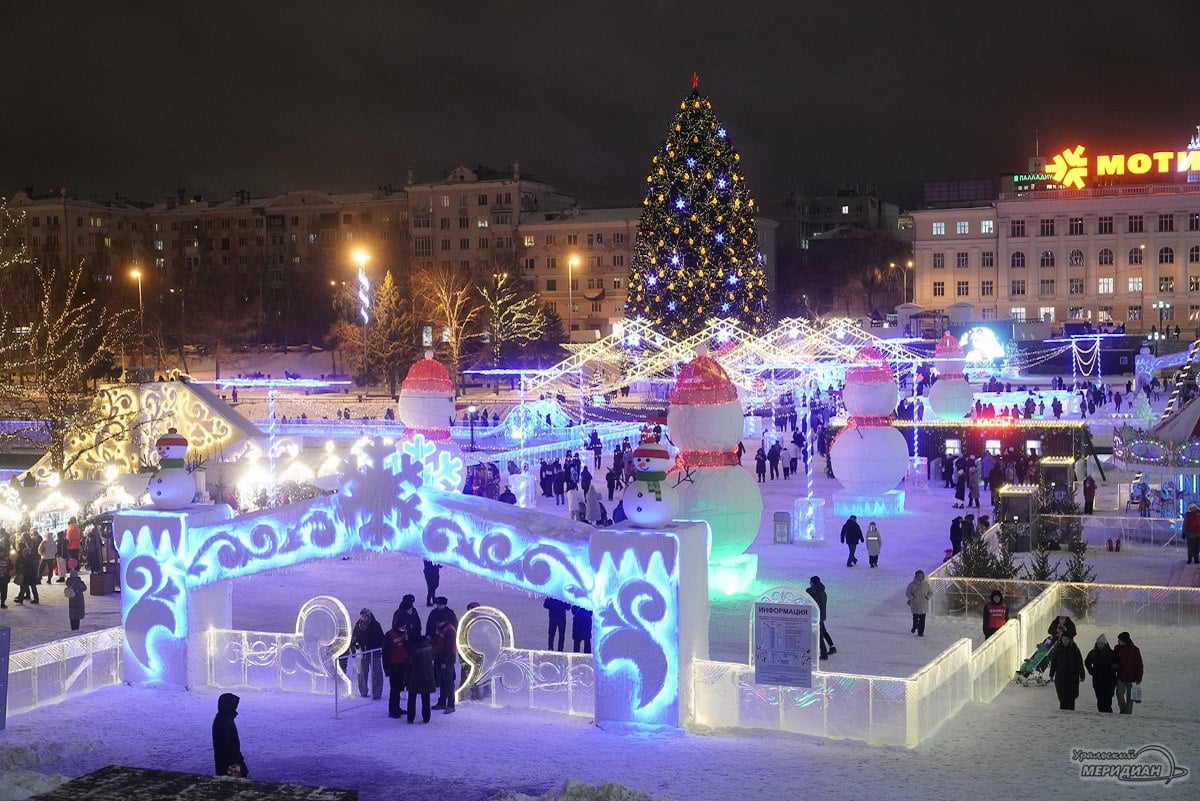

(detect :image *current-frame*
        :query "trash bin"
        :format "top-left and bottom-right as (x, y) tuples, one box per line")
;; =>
(89, 568), (117, 596)
(773, 511), (792, 544)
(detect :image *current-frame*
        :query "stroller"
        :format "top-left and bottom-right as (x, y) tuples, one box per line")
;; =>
(1014, 636), (1055, 686)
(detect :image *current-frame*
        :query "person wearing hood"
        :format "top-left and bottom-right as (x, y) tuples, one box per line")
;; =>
(1048, 633), (1086, 710)
(1084, 633), (1120, 713)
(212, 692), (248, 778)
(1114, 631), (1144, 714)
(982, 590), (1008, 639)
(949, 516), (963, 555)
(865, 522), (882, 568)
(905, 570), (932, 636)
(806, 576), (836, 659)
(350, 608), (385, 701)
(64, 568), (87, 630)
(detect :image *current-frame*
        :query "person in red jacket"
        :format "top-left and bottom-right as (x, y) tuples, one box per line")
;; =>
(1114, 631), (1144, 714)
(65, 516), (82, 568)
(982, 589), (1008, 639)
(1185, 502), (1200, 564)
(382, 624), (410, 719)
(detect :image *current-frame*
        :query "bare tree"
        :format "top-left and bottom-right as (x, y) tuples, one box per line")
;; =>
(478, 271), (545, 367)
(0, 254), (136, 475)
(413, 263), (483, 389)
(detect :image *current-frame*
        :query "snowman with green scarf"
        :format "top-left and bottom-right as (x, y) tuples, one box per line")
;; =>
(147, 427), (195, 509)
(622, 440), (679, 528)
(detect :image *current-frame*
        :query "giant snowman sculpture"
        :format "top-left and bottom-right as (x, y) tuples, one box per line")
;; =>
(148, 427), (195, 509)
(666, 347), (762, 593)
(395, 351), (465, 493)
(830, 347), (909, 516)
(927, 332), (974, 420)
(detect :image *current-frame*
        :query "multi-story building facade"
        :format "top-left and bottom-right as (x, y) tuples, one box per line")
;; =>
(910, 185), (1200, 332)
(909, 129), (1200, 336)
(5, 161), (780, 348)
(3, 189), (150, 294)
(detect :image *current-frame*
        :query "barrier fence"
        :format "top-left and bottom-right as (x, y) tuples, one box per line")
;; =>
(6, 628), (123, 716)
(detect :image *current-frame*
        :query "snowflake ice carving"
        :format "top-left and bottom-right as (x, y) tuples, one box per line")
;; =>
(336, 438), (425, 549)
(392, 433), (464, 492)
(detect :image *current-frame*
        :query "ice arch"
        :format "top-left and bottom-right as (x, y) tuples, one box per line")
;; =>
(113, 439), (709, 729)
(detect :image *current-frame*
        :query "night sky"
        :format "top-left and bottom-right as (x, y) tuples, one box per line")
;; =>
(3, 1), (1197, 211)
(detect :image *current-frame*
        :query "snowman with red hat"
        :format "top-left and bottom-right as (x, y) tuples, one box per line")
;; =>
(147, 427), (195, 509)
(622, 439), (679, 528)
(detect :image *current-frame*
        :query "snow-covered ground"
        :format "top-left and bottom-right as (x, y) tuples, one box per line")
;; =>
(3, 432), (1196, 800)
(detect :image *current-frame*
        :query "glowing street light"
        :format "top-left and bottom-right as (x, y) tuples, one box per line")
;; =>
(352, 249), (370, 387)
(130, 267), (144, 371)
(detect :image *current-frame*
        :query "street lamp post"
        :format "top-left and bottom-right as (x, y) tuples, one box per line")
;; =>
(130, 268), (144, 372)
(467, 404), (477, 451)
(1151, 300), (1171, 355)
(568, 255), (579, 345)
(353, 249), (371, 389)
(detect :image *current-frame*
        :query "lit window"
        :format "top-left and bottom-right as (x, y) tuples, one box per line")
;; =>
(932, 222), (945, 236)
(1128, 276), (1142, 293)
(1098, 277), (1114, 294)
(981, 220), (994, 235)
(956, 221), (969, 235)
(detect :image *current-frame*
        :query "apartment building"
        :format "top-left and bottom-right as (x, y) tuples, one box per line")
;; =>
(908, 129), (1200, 334)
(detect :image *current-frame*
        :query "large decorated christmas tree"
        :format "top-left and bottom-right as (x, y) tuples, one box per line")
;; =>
(625, 77), (770, 340)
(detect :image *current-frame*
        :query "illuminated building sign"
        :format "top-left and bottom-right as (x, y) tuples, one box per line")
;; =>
(1046, 144), (1200, 189)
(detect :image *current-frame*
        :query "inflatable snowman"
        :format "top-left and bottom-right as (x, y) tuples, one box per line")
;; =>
(666, 346), (762, 562)
(622, 440), (680, 528)
(148, 427), (195, 509)
(396, 351), (464, 491)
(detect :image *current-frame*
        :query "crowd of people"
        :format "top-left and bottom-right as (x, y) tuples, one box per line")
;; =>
(1, 519), (98, 630)
(344, 594), (465, 724)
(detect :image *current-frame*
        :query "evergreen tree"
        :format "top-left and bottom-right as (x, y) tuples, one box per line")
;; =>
(1021, 539), (1059, 581)
(626, 80), (769, 339)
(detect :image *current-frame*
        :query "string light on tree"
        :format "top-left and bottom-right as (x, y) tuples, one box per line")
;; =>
(625, 74), (770, 340)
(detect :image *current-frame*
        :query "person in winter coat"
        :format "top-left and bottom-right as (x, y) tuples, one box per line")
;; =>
(905, 570), (932, 636)
(381, 624), (410, 718)
(1084, 633), (1120, 713)
(38, 532), (57, 584)
(543, 597), (569, 651)
(423, 594), (456, 633)
(767, 442), (781, 480)
(982, 590), (1008, 639)
(405, 634), (437, 723)
(1048, 634), (1086, 710)
(0, 550), (11, 608)
(212, 692), (249, 777)
(840, 516), (863, 567)
(349, 608), (385, 700)
(806, 576), (836, 659)
(953, 463), (968, 508)
(431, 617), (457, 713)
(64, 569), (86, 630)
(865, 522), (882, 568)
(967, 466), (981, 509)
(570, 605), (593, 653)
(1185, 501), (1200, 564)
(1114, 631), (1144, 714)
(14, 544), (39, 604)
(949, 516), (963, 555)
(392, 594), (421, 635)
(1048, 611), (1077, 640)
(65, 516), (82, 568)
(422, 559), (442, 607)
(754, 448), (767, 483)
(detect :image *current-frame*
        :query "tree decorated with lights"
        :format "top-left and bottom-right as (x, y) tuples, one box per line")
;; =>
(626, 76), (770, 339)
